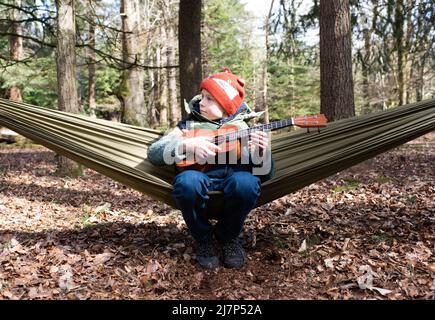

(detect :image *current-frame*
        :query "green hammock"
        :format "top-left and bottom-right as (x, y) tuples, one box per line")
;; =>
(0, 97), (434, 210)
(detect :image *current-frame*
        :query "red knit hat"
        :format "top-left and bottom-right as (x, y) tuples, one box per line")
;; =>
(200, 67), (245, 116)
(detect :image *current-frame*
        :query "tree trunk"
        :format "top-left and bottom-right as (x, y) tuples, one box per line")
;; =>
(148, 55), (159, 128)
(159, 26), (169, 127)
(153, 47), (161, 127)
(167, 25), (179, 127)
(415, 54), (426, 102)
(360, 0), (379, 114)
(160, 0), (179, 127)
(178, 0), (202, 118)
(8, 0), (23, 102)
(87, 1), (96, 117)
(143, 0), (158, 128)
(413, 0), (429, 102)
(320, 0), (355, 121)
(394, 0), (405, 106)
(404, 0), (414, 104)
(119, 0), (147, 126)
(55, 0), (83, 177)
(261, 0), (274, 124)
(361, 50), (370, 114)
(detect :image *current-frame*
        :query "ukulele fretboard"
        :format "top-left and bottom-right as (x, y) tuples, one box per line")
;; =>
(214, 118), (294, 144)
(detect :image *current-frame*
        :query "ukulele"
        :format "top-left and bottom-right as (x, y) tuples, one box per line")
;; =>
(176, 114), (327, 171)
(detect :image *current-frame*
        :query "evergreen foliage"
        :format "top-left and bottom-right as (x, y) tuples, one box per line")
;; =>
(267, 53), (320, 120)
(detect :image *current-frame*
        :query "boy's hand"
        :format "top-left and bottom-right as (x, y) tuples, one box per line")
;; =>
(249, 131), (270, 151)
(181, 135), (222, 159)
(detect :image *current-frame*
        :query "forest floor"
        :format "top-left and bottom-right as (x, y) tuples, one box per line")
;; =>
(0, 133), (433, 300)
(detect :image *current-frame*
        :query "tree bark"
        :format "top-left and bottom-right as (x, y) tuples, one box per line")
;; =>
(262, 0), (275, 124)
(413, 0), (429, 102)
(159, 0), (179, 127)
(415, 54), (425, 102)
(87, 1), (96, 117)
(159, 25), (168, 127)
(360, 0), (379, 114)
(320, 0), (355, 121)
(153, 46), (161, 127)
(178, 0), (202, 118)
(8, 0), (23, 102)
(167, 24), (179, 127)
(147, 56), (159, 128)
(119, 0), (147, 126)
(55, 0), (83, 176)
(404, 0), (414, 104)
(394, 0), (405, 106)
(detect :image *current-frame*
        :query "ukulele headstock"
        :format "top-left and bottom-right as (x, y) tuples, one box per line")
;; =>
(293, 114), (328, 128)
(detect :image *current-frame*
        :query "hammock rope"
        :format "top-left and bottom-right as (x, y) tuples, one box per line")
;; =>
(0, 97), (434, 209)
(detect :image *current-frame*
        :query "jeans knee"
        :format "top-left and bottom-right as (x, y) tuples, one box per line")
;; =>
(172, 170), (209, 202)
(224, 172), (261, 200)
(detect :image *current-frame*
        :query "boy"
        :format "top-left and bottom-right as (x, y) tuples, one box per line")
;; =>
(147, 68), (275, 269)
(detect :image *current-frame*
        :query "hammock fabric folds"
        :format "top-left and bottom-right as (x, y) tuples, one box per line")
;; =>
(0, 98), (434, 210)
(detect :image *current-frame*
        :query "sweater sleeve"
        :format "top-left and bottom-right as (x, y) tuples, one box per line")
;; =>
(147, 131), (186, 167)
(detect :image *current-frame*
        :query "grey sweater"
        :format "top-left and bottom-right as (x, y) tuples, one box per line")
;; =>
(147, 131), (184, 167)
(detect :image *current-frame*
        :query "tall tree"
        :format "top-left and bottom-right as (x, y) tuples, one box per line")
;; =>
(55, 0), (83, 176)
(178, 0), (202, 118)
(319, 0), (355, 121)
(413, 0), (432, 101)
(86, 0), (96, 117)
(167, 22), (179, 127)
(393, 0), (406, 106)
(261, 0), (275, 124)
(119, 0), (147, 126)
(161, 0), (180, 127)
(8, 0), (23, 102)
(355, 0), (379, 114)
(158, 25), (169, 127)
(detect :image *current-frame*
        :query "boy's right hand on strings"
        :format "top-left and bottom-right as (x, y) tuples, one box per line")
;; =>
(180, 130), (222, 158)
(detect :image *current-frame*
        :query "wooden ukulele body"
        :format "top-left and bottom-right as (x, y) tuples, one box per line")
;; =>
(177, 124), (241, 168)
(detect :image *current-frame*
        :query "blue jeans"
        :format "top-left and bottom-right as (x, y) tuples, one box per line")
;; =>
(172, 167), (261, 243)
